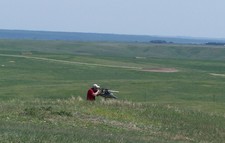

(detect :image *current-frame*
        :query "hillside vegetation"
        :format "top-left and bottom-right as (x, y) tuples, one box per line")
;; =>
(1, 39), (225, 60)
(0, 40), (225, 142)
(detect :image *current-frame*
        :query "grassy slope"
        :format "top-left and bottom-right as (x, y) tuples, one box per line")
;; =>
(0, 40), (225, 142)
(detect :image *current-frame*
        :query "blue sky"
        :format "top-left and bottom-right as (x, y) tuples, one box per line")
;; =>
(0, 0), (225, 39)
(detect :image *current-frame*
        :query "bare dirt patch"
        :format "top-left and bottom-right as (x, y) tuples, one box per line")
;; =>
(141, 68), (178, 73)
(210, 73), (225, 77)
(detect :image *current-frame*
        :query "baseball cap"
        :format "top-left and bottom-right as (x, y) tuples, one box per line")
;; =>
(92, 84), (100, 89)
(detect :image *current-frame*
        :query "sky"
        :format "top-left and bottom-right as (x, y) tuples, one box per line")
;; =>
(0, 0), (225, 39)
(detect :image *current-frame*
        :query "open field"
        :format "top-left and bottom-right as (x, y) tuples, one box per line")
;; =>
(1, 40), (225, 142)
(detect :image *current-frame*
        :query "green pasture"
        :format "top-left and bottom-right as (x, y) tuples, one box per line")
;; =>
(0, 40), (225, 142)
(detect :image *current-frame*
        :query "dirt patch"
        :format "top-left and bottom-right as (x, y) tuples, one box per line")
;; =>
(141, 68), (178, 73)
(210, 73), (225, 77)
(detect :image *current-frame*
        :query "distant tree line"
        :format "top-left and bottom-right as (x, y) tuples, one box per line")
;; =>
(149, 40), (173, 44)
(205, 42), (225, 46)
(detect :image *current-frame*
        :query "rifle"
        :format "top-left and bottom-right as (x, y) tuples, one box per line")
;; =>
(99, 88), (119, 99)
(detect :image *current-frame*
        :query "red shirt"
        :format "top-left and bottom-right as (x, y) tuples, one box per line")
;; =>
(87, 88), (97, 101)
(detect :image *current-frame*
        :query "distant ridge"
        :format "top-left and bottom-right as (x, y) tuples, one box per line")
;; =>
(0, 29), (225, 44)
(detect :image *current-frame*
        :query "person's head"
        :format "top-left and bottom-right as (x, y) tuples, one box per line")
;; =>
(92, 84), (100, 91)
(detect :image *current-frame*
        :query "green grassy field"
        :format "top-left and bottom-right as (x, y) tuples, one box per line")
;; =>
(1, 40), (225, 142)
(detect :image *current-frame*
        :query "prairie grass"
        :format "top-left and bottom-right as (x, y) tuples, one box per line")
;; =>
(1, 97), (225, 142)
(1, 40), (225, 142)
